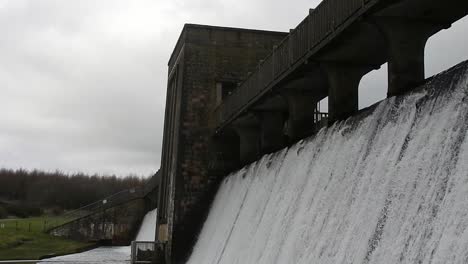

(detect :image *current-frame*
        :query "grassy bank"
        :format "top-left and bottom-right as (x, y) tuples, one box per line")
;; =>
(0, 216), (94, 260)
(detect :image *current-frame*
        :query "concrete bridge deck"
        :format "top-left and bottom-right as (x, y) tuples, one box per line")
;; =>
(215, 0), (468, 152)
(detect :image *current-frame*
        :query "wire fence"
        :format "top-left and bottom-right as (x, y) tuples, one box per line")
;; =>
(0, 217), (58, 233)
(0, 189), (144, 235)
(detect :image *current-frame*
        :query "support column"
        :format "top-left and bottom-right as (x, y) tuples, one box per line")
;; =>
(256, 111), (286, 153)
(374, 18), (444, 96)
(233, 116), (261, 164)
(323, 64), (371, 123)
(283, 93), (317, 142)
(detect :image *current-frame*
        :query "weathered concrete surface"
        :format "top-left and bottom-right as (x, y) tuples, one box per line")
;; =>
(157, 24), (288, 264)
(49, 172), (160, 246)
(217, 0), (468, 130)
(50, 198), (146, 246)
(157, 1), (468, 263)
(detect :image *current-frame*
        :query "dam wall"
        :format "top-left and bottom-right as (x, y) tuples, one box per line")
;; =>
(186, 61), (468, 264)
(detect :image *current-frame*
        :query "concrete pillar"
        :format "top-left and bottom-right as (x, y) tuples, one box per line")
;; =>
(374, 18), (442, 96)
(256, 111), (286, 153)
(233, 116), (261, 164)
(283, 93), (317, 141)
(323, 64), (370, 123)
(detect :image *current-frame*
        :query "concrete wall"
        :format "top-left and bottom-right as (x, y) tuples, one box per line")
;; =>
(156, 2), (468, 263)
(50, 198), (146, 246)
(158, 24), (287, 264)
(50, 172), (160, 246)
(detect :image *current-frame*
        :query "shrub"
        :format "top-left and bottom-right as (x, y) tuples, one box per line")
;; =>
(4, 203), (42, 218)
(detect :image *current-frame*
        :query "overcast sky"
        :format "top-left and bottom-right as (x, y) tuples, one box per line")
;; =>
(0, 0), (467, 177)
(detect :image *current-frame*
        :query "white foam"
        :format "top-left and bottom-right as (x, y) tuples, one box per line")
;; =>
(135, 208), (157, 241)
(187, 67), (468, 264)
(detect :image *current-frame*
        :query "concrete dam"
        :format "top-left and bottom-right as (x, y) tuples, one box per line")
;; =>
(155, 0), (468, 262)
(187, 61), (468, 263)
(46, 0), (468, 262)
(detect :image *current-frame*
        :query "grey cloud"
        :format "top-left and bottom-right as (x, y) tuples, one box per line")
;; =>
(0, 0), (467, 176)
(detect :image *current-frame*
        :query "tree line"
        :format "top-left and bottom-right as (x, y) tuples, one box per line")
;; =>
(0, 168), (147, 215)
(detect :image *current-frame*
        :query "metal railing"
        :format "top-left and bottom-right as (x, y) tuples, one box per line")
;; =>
(131, 241), (165, 264)
(46, 173), (160, 232)
(45, 188), (144, 231)
(217, 0), (375, 130)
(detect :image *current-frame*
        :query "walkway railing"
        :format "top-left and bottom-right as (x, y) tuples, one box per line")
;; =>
(46, 172), (160, 232)
(217, 0), (375, 131)
(45, 188), (144, 231)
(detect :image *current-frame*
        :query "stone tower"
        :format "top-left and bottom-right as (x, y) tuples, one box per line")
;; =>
(157, 24), (287, 263)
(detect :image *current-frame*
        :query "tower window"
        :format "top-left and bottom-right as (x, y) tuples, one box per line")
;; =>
(216, 81), (238, 105)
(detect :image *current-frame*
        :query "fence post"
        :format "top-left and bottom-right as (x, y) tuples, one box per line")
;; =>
(289, 29), (294, 66)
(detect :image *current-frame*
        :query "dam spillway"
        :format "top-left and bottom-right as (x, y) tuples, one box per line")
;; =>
(186, 61), (468, 264)
(40, 209), (157, 264)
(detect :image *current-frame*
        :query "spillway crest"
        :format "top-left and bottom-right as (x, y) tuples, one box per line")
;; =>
(187, 61), (468, 264)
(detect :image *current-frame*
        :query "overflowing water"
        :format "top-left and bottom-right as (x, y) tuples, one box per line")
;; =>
(187, 61), (468, 264)
(40, 208), (157, 264)
(135, 209), (157, 241)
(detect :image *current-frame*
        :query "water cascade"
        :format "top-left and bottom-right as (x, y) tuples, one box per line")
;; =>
(40, 209), (157, 263)
(187, 61), (468, 264)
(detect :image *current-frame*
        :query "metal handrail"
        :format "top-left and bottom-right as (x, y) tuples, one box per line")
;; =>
(217, 0), (375, 130)
(46, 173), (160, 232)
(45, 188), (144, 231)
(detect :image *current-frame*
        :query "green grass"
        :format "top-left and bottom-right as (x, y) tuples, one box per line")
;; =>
(0, 216), (94, 260)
